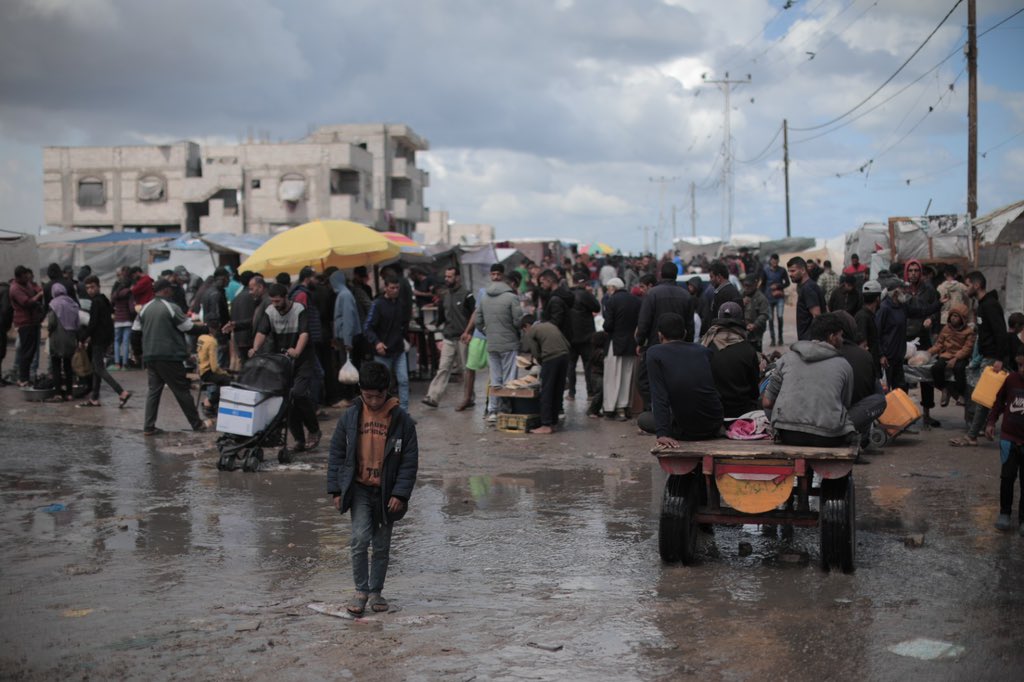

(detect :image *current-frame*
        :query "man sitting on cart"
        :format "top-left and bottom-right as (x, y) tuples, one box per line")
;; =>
(762, 313), (857, 447)
(250, 282), (323, 452)
(639, 313), (724, 448)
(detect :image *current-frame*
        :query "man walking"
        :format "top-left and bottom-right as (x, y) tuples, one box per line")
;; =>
(708, 260), (742, 320)
(602, 277), (641, 420)
(476, 265), (523, 421)
(136, 279), (209, 435)
(422, 267), (474, 408)
(331, 270), (362, 406)
(951, 271), (1008, 447)
(567, 274), (601, 401)
(788, 256), (825, 341)
(9, 266), (44, 387)
(363, 276), (410, 412)
(760, 253), (790, 346)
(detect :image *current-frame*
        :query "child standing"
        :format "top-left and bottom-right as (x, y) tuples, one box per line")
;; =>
(328, 362), (419, 615)
(985, 347), (1024, 534)
(196, 319), (232, 414)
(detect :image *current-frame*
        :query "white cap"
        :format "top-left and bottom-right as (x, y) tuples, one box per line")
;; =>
(606, 277), (625, 290)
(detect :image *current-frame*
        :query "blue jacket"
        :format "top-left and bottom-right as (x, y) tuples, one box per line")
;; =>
(327, 399), (419, 523)
(875, 297), (907, 362)
(330, 272), (361, 348)
(363, 295), (407, 357)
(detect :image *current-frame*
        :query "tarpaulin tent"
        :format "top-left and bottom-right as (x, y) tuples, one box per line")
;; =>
(0, 230), (38, 282)
(38, 231), (175, 288)
(148, 234), (217, 280)
(460, 244), (525, 294)
(887, 214), (972, 263)
(975, 199), (1024, 315)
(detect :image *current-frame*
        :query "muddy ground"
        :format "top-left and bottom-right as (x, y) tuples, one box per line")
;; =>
(1, 362), (1022, 681)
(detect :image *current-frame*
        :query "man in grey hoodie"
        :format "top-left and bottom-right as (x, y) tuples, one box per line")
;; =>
(763, 313), (857, 447)
(476, 265), (523, 421)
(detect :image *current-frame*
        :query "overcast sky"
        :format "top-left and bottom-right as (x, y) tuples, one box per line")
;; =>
(0, 0), (1021, 251)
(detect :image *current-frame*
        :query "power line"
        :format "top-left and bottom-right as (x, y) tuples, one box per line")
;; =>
(764, 0), (863, 67)
(719, 2), (791, 72)
(748, 0), (830, 65)
(737, 122), (784, 164)
(790, 0), (964, 131)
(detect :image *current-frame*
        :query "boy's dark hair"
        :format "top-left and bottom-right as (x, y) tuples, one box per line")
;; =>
(14, 265), (29, 279)
(708, 261), (729, 279)
(161, 269), (173, 277)
(1008, 312), (1024, 331)
(507, 271), (522, 287)
(490, 263), (505, 274)
(658, 313), (686, 340)
(660, 262), (678, 280)
(83, 274), (100, 286)
(640, 273), (657, 287)
(770, 253), (780, 261)
(787, 256), (807, 270)
(240, 271), (255, 287)
(538, 269), (557, 282)
(520, 314), (536, 327)
(353, 266), (368, 278)
(966, 270), (986, 288)
(275, 272), (291, 286)
(359, 361), (391, 391)
(823, 260), (832, 269)
(384, 274), (400, 286)
(47, 263), (62, 280)
(267, 282), (288, 298)
(809, 313), (844, 341)
(446, 266), (461, 277)
(943, 264), (958, 277)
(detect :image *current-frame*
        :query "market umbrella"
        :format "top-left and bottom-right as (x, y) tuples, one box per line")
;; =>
(239, 220), (400, 273)
(580, 242), (615, 256)
(381, 231), (427, 256)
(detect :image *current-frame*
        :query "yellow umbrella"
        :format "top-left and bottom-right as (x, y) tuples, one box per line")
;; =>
(239, 220), (400, 273)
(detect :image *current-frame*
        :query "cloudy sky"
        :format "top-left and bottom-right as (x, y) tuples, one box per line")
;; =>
(0, 0), (1021, 252)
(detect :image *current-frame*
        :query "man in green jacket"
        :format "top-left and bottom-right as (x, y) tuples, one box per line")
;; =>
(135, 279), (208, 435)
(520, 314), (570, 434)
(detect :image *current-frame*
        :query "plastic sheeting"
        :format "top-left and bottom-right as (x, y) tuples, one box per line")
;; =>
(892, 214), (971, 261)
(137, 175), (165, 201)
(844, 222), (889, 264)
(278, 177), (306, 203)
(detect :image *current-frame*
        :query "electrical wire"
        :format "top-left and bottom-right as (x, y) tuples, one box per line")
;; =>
(790, 0), (964, 131)
(748, 0), (830, 65)
(719, 2), (791, 72)
(737, 122), (784, 164)
(764, 0), (864, 67)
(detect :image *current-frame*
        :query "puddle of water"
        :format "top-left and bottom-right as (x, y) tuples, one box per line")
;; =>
(887, 637), (965, 660)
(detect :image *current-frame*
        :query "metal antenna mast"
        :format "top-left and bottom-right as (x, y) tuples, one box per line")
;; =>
(702, 72), (751, 241)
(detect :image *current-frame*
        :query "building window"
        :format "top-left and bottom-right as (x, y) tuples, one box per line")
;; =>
(77, 178), (105, 207)
(330, 169), (360, 195)
(251, 178), (261, 189)
(278, 172), (306, 203)
(137, 174), (165, 202)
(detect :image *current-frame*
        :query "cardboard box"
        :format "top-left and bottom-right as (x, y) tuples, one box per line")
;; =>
(217, 387), (284, 436)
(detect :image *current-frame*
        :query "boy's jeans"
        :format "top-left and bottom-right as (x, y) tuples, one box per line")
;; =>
(350, 482), (393, 594)
(373, 352), (409, 411)
(486, 350), (517, 414)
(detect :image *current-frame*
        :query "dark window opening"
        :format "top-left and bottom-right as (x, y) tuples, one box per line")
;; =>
(251, 178), (261, 189)
(211, 189), (238, 215)
(185, 201), (209, 233)
(330, 169), (360, 195)
(77, 178), (105, 207)
(390, 177), (413, 201)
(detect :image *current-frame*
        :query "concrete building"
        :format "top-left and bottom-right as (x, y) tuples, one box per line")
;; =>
(415, 209), (495, 246)
(43, 123), (430, 235)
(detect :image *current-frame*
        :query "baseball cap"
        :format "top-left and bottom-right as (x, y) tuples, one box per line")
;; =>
(606, 277), (625, 289)
(862, 280), (882, 294)
(718, 301), (743, 320)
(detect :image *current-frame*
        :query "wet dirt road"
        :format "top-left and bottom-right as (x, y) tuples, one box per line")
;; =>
(1, 372), (1022, 681)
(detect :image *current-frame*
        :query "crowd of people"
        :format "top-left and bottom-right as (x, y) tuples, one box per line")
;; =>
(2, 247), (1023, 535)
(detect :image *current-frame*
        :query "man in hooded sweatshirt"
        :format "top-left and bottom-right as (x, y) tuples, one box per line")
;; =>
(763, 313), (856, 447)
(476, 265), (523, 421)
(701, 301), (760, 419)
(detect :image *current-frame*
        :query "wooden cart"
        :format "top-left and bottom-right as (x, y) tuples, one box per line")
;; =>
(652, 440), (859, 573)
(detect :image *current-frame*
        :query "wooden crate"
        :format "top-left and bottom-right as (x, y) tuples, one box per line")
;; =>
(496, 413), (541, 433)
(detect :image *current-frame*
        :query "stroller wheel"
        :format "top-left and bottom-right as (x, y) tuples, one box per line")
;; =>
(278, 447), (293, 464)
(242, 448), (261, 473)
(217, 453), (238, 471)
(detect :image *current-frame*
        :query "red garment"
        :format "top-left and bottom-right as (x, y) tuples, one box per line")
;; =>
(9, 280), (43, 328)
(131, 275), (155, 306)
(842, 263), (868, 276)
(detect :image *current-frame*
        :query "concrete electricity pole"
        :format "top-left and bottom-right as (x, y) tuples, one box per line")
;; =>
(967, 0), (978, 220)
(703, 72), (751, 241)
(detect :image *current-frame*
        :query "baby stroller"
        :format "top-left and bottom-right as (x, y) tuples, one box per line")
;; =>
(215, 353), (294, 473)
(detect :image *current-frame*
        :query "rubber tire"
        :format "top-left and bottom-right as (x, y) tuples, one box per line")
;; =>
(820, 474), (856, 574)
(659, 473), (699, 565)
(242, 446), (263, 473)
(217, 453), (237, 471)
(868, 428), (888, 449)
(278, 447), (292, 464)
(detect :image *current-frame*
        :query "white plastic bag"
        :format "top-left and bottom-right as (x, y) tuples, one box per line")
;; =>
(338, 359), (359, 384)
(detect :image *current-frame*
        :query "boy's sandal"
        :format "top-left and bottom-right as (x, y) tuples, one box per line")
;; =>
(119, 391), (133, 408)
(77, 400), (101, 408)
(346, 592), (368, 615)
(948, 436), (977, 447)
(367, 593), (389, 613)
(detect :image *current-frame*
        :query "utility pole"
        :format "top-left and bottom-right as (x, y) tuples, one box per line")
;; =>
(703, 72), (751, 241)
(967, 0), (978, 220)
(671, 205), (677, 241)
(783, 119), (791, 238)
(690, 181), (697, 237)
(649, 176), (678, 247)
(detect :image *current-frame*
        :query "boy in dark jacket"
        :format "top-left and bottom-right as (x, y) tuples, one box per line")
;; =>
(328, 362), (419, 615)
(985, 347), (1024, 534)
(80, 275), (131, 408)
(363, 276), (410, 411)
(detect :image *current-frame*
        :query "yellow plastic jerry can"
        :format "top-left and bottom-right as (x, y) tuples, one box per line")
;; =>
(971, 366), (1009, 409)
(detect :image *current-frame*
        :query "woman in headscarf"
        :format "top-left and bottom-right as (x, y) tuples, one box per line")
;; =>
(46, 283), (80, 402)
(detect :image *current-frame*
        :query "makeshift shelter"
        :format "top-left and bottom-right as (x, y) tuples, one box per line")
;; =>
(0, 230), (38, 281)
(459, 244), (526, 294)
(149, 234), (218, 280)
(975, 199), (1024, 315)
(886, 214), (972, 264)
(38, 231), (175, 287)
(844, 223), (890, 273)
(673, 236), (721, 264)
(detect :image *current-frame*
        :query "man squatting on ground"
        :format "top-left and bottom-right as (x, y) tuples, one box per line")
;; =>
(328, 362), (419, 616)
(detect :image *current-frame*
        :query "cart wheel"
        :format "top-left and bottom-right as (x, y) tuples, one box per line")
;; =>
(217, 453), (237, 471)
(243, 447), (263, 473)
(659, 473), (699, 565)
(820, 474), (856, 574)
(868, 427), (888, 450)
(278, 447), (292, 464)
